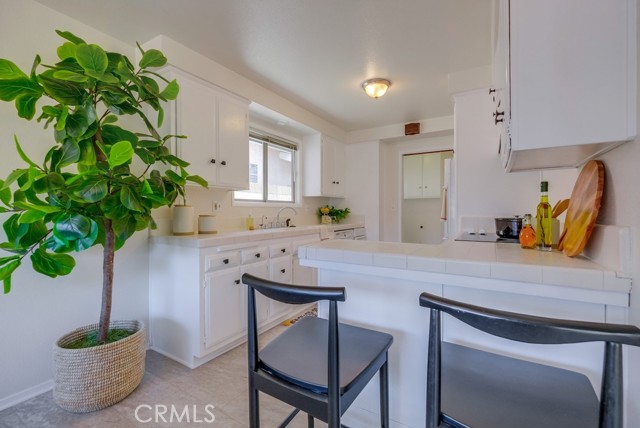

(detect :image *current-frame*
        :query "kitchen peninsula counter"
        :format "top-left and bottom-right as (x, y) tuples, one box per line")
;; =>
(298, 238), (631, 428)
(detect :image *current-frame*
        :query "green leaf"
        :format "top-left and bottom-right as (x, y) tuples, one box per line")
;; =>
(137, 139), (161, 148)
(14, 136), (39, 168)
(75, 44), (108, 77)
(3, 277), (11, 294)
(101, 124), (138, 146)
(165, 169), (186, 186)
(17, 220), (48, 247)
(55, 30), (86, 45)
(19, 210), (47, 224)
(159, 79), (179, 100)
(0, 59), (27, 80)
(78, 139), (97, 166)
(101, 195), (129, 220)
(57, 42), (77, 61)
(74, 219), (98, 251)
(0, 78), (42, 101)
(102, 115), (118, 125)
(54, 213), (91, 240)
(108, 140), (134, 167)
(186, 175), (208, 188)
(139, 49), (167, 68)
(2, 169), (27, 190)
(58, 140), (80, 168)
(29, 55), (41, 80)
(164, 154), (190, 168)
(52, 70), (88, 83)
(14, 201), (62, 213)
(0, 181), (10, 205)
(30, 248), (75, 278)
(141, 179), (153, 195)
(119, 186), (143, 212)
(156, 106), (164, 128)
(75, 179), (108, 202)
(55, 105), (69, 131)
(38, 72), (85, 105)
(65, 103), (97, 138)
(0, 258), (21, 283)
(15, 94), (39, 119)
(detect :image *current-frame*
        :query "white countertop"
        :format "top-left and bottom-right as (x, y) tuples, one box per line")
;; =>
(299, 239), (631, 300)
(150, 222), (365, 248)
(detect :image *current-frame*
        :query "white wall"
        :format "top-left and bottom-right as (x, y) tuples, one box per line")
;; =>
(454, 89), (578, 226)
(339, 141), (382, 240)
(381, 134), (454, 242)
(0, 0), (149, 408)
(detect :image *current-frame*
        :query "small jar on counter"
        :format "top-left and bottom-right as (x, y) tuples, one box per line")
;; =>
(519, 214), (536, 249)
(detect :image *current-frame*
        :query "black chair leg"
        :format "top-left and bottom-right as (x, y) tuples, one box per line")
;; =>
(307, 413), (314, 427)
(380, 358), (390, 428)
(249, 384), (260, 428)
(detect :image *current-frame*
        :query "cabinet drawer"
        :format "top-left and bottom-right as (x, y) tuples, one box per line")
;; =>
(205, 252), (240, 272)
(241, 246), (268, 264)
(269, 242), (292, 257)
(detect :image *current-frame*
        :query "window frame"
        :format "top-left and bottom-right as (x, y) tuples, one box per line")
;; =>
(233, 131), (299, 206)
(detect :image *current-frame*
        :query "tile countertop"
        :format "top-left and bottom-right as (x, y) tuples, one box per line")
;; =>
(298, 239), (632, 305)
(150, 223), (365, 248)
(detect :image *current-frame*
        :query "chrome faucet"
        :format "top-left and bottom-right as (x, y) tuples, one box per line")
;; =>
(276, 206), (297, 228)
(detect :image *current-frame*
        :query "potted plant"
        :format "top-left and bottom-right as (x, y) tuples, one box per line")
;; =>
(0, 30), (206, 411)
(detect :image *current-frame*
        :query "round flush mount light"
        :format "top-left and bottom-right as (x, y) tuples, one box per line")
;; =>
(362, 78), (391, 99)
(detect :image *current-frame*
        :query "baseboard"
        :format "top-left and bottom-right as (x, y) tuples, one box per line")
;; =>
(0, 380), (53, 412)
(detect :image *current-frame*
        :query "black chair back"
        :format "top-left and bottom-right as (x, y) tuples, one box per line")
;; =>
(419, 291), (640, 428)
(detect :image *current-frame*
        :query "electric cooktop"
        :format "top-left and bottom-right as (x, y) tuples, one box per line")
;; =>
(455, 232), (519, 244)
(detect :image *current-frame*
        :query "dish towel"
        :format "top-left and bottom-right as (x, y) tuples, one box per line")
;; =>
(440, 186), (448, 221)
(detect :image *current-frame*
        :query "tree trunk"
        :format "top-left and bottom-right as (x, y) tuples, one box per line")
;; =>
(98, 218), (115, 344)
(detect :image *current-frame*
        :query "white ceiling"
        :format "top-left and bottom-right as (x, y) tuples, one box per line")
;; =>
(35, 0), (493, 133)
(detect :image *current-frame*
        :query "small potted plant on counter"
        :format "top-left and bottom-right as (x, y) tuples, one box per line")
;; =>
(0, 30), (205, 411)
(318, 205), (351, 224)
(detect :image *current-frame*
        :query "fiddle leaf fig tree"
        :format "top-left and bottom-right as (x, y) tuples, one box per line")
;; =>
(0, 30), (206, 344)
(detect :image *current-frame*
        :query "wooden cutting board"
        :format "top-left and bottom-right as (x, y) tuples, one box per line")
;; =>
(557, 160), (605, 257)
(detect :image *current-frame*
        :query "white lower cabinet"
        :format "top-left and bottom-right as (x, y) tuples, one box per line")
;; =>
(149, 232), (319, 368)
(203, 266), (243, 352)
(268, 254), (294, 321)
(242, 260), (269, 326)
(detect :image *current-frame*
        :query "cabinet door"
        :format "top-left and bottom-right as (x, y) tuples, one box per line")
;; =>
(292, 255), (315, 287)
(321, 137), (336, 196)
(421, 153), (441, 198)
(403, 155), (423, 199)
(332, 139), (346, 197)
(268, 255), (294, 320)
(176, 76), (218, 185)
(203, 267), (243, 351)
(242, 260), (269, 326)
(216, 94), (249, 189)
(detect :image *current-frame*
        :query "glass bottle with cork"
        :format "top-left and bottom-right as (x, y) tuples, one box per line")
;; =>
(536, 181), (553, 251)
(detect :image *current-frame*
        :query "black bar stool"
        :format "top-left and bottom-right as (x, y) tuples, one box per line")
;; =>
(419, 291), (640, 428)
(243, 273), (393, 428)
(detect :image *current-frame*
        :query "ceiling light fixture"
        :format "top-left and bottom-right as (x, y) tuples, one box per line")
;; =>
(362, 78), (391, 99)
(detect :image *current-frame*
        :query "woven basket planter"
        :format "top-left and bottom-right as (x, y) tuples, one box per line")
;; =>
(53, 320), (146, 412)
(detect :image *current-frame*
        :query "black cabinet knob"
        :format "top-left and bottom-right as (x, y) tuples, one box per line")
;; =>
(210, 159), (216, 164)
(281, 248), (286, 253)
(255, 253), (261, 258)
(221, 160), (227, 166)
(223, 258), (229, 264)
(280, 269), (286, 274)
(234, 279), (240, 285)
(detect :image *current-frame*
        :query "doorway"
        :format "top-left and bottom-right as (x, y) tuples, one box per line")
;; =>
(401, 150), (453, 244)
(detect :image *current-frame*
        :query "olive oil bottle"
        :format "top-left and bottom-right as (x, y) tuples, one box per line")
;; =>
(536, 181), (553, 251)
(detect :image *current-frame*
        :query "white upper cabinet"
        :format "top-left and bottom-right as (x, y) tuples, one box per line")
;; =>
(160, 67), (249, 189)
(302, 133), (346, 198)
(494, 0), (636, 171)
(403, 153), (442, 199)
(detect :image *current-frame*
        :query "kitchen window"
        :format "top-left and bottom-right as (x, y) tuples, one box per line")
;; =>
(234, 132), (297, 203)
